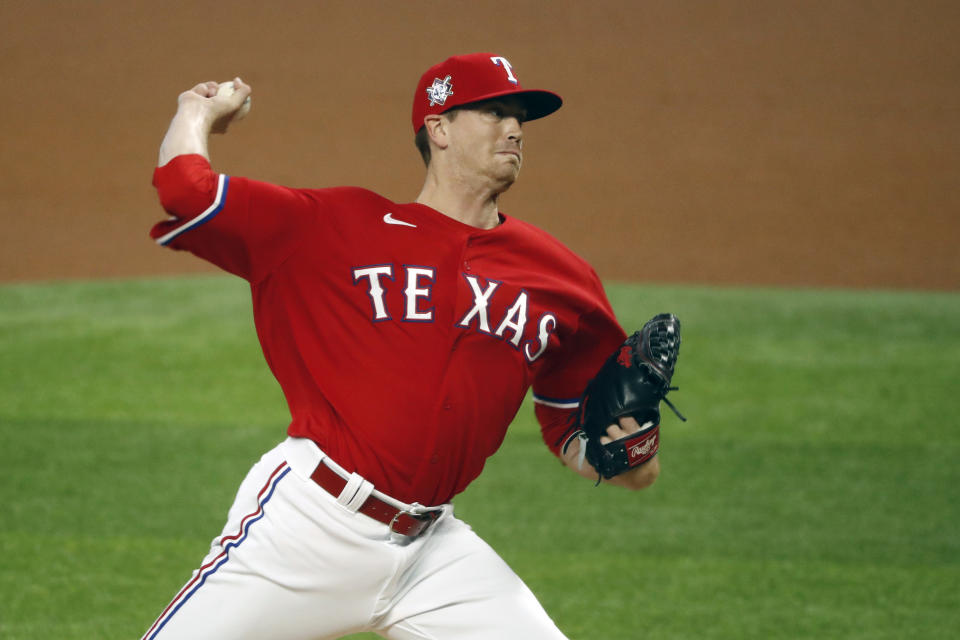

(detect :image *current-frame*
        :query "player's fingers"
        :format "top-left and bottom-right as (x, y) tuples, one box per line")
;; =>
(179, 82), (216, 105)
(600, 422), (628, 444)
(618, 416), (641, 433)
(600, 416), (655, 444)
(231, 76), (252, 100)
(209, 78), (251, 114)
(198, 81), (220, 97)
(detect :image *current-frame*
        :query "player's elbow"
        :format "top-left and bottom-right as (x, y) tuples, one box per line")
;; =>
(154, 157), (220, 218)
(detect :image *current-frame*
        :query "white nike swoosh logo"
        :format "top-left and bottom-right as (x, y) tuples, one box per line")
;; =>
(383, 212), (417, 228)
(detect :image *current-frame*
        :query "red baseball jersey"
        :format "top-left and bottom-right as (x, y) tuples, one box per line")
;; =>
(152, 155), (626, 504)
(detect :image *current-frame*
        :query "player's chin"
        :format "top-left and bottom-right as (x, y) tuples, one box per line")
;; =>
(494, 173), (519, 192)
(493, 160), (521, 184)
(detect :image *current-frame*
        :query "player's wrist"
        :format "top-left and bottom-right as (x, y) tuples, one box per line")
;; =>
(158, 106), (214, 166)
(606, 454), (660, 490)
(175, 99), (217, 133)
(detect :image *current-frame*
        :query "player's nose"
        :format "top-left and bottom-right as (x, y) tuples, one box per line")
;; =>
(505, 120), (523, 146)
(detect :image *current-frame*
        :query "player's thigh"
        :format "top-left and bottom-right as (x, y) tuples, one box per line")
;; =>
(384, 594), (568, 640)
(145, 569), (352, 640)
(378, 517), (568, 640)
(141, 446), (387, 639)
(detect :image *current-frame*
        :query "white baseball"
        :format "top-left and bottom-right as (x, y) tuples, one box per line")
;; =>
(216, 81), (251, 120)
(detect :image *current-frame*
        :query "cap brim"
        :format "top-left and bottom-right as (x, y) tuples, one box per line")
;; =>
(451, 88), (563, 122)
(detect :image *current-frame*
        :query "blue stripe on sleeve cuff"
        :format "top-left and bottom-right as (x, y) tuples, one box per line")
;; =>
(156, 174), (229, 246)
(532, 393), (580, 409)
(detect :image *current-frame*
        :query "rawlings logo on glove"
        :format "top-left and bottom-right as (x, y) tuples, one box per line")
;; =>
(626, 430), (659, 465)
(562, 313), (685, 481)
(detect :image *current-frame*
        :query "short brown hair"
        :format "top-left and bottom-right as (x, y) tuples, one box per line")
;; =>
(413, 109), (459, 167)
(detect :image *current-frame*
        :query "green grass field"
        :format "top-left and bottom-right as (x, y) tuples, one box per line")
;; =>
(1, 276), (957, 639)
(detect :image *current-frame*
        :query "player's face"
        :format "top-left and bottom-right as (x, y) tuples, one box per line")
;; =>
(446, 97), (527, 189)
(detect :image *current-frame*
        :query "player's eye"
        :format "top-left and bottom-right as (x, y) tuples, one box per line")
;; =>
(482, 104), (524, 122)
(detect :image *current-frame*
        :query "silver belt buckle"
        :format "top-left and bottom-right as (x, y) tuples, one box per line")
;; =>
(389, 503), (440, 537)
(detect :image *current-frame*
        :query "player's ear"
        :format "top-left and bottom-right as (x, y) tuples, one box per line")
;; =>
(423, 114), (449, 150)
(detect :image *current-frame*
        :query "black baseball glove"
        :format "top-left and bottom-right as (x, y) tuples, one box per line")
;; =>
(562, 313), (685, 481)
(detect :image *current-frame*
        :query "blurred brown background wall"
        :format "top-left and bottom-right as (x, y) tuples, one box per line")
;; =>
(1, 0), (957, 289)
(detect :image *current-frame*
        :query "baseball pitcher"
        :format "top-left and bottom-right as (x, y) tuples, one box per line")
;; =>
(141, 53), (683, 639)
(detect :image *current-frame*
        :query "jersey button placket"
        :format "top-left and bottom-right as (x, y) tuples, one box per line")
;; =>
(464, 235), (475, 271)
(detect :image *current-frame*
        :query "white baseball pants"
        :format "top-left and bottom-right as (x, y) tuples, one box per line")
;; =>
(141, 438), (568, 639)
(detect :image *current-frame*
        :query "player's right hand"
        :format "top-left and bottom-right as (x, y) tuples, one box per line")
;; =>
(177, 78), (252, 134)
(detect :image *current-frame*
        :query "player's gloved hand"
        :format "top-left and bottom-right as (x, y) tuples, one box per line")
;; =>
(563, 313), (685, 482)
(595, 416), (662, 489)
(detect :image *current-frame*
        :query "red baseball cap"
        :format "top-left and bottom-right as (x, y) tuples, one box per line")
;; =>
(411, 53), (563, 132)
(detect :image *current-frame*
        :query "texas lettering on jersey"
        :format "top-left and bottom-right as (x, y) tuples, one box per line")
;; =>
(352, 265), (557, 362)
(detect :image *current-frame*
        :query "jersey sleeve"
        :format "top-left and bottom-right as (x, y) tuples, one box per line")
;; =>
(532, 272), (627, 457)
(150, 154), (318, 282)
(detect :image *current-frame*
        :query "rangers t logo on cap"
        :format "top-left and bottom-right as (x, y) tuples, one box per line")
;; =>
(426, 75), (454, 107)
(411, 52), (563, 132)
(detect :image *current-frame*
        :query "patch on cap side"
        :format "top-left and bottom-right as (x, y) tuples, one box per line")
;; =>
(426, 75), (454, 107)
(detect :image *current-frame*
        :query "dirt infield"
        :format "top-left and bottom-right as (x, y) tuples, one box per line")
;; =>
(1, 1), (957, 289)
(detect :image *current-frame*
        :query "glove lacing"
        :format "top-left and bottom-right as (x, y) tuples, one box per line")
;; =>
(661, 388), (687, 422)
